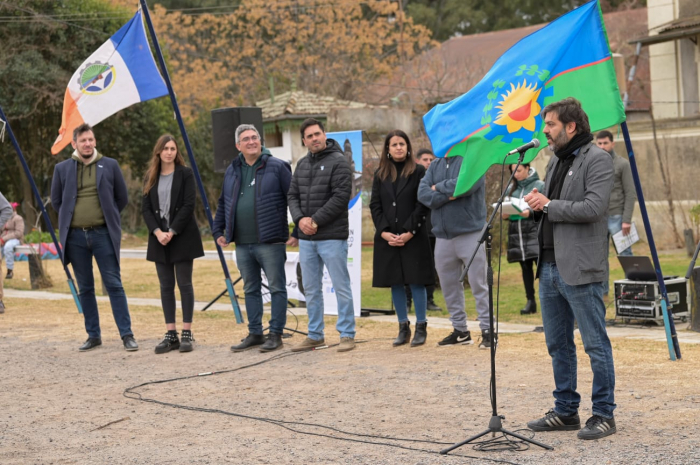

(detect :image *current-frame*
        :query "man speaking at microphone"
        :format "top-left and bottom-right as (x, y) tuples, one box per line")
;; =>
(524, 98), (617, 440)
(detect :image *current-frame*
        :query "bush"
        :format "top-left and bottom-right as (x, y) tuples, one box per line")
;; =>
(24, 230), (59, 244)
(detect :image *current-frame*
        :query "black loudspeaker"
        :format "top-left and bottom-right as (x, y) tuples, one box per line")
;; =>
(211, 107), (264, 173)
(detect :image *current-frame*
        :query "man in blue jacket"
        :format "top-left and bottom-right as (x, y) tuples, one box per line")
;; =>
(51, 123), (137, 352)
(418, 158), (493, 349)
(213, 124), (293, 353)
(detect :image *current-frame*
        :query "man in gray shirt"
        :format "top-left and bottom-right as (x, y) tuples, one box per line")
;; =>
(596, 130), (636, 295)
(0, 192), (14, 313)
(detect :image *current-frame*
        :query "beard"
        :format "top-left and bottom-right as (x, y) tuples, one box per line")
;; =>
(547, 130), (571, 152)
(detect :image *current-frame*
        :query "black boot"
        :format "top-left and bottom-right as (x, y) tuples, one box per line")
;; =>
(180, 330), (195, 352)
(411, 322), (427, 347)
(155, 331), (179, 354)
(520, 299), (537, 315)
(393, 321), (411, 346)
(6, 269), (13, 279)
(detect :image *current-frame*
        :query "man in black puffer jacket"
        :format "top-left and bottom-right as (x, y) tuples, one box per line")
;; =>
(288, 118), (356, 353)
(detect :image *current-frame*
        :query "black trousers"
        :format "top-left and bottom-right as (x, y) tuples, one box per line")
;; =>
(155, 260), (195, 324)
(519, 258), (537, 300)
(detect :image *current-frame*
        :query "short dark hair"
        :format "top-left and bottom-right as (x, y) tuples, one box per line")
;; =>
(73, 123), (94, 142)
(541, 97), (590, 135)
(416, 148), (434, 159)
(596, 130), (613, 142)
(300, 118), (325, 139)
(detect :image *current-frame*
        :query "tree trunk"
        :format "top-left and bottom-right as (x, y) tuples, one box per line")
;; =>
(28, 254), (52, 289)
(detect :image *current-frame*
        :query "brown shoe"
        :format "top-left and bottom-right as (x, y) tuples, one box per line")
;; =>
(291, 337), (325, 352)
(337, 337), (356, 352)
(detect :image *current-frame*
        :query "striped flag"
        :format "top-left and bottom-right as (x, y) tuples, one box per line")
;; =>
(51, 10), (168, 154)
(423, 0), (625, 195)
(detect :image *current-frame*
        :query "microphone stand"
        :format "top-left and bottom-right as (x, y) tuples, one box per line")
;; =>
(442, 150), (552, 454)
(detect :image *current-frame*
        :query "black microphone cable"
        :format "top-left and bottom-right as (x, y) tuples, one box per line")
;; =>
(123, 344), (530, 463)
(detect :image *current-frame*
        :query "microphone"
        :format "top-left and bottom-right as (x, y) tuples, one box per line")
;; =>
(507, 139), (540, 156)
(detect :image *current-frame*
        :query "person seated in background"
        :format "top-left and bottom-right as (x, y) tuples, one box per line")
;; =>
(0, 192), (13, 313)
(1, 201), (24, 280)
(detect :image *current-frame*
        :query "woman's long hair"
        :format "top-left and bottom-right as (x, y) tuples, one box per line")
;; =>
(508, 163), (531, 196)
(376, 130), (416, 182)
(143, 134), (186, 195)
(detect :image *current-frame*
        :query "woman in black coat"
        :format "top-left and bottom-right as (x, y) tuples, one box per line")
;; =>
(142, 135), (204, 354)
(370, 130), (434, 347)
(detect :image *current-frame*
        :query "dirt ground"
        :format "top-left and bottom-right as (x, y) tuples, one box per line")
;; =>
(2, 297), (700, 464)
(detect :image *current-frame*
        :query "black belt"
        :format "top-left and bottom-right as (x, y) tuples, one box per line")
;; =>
(71, 225), (105, 231)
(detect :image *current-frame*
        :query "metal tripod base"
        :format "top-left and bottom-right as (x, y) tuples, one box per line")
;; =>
(440, 415), (552, 454)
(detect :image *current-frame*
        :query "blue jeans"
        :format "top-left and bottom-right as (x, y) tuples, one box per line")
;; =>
(392, 284), (427, 324)
(2, 238), (20, 269)
(539, 262), (616, 419)
(235, 243), (287, 335)
(66, 226), (132, 339)
(299, 239), (355, 340)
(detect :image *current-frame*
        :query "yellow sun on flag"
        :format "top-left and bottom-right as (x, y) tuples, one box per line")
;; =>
(493, 81), (542, 133)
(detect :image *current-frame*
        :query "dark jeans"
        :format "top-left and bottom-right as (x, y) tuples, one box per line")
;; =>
(519, 258), (536, 300)
(235, 243), (287, 335)
(155, 260), (194, 324)
(66, 226), (132, 339)
(539, 261), (616, 419)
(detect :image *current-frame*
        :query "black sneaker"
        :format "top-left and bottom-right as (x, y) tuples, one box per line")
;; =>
(438, 329), (472, 346)
(231, 333), (265, 352)
(6, 269), (13, 279)
(478, 329), (497, 350)
(426, 300), (442, 311)
(155, 332), (180, 354)
(179, 330), (194, 353)
(260, 333), (283, 352)
(79, 337), (102, 352)
(123, 335), (139, 352)
(577, 415), (616, 440)
(527, 409), (581, 431)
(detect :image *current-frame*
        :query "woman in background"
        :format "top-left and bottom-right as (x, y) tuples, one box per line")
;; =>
(503, 163), (544, 315)
(142, 135), (204, 353)
(370, 130), (434, 347)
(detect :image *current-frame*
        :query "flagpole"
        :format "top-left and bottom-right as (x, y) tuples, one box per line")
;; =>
(620, 122), (680, 360)
(138, 0), (243, 323)
(0, 105), (83, 314)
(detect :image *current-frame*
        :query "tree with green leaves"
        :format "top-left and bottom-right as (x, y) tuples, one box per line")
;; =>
(405, 0), (646, 41)
(0, 0), (175, 231)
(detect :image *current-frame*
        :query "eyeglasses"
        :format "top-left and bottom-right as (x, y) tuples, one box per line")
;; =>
(240, 135), (259, 143)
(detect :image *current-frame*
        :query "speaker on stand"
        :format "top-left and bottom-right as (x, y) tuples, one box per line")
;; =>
(211, 107), (264, 173)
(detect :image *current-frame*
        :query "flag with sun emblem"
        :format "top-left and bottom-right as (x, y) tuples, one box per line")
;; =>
(423, 0), (625, 196)
(51, 10), (168, 155)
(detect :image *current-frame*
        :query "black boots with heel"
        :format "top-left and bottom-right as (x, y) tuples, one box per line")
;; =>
(393, 321), (411, 346)
(520, 299), (537, 315)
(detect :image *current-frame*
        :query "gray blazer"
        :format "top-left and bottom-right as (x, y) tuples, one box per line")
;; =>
(538, 142), (614, 286)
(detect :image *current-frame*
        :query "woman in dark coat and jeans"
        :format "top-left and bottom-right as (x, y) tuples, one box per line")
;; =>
(142, 135), (204, 353)
(370, 130), (434, 346)
(502, 163), (544, 315)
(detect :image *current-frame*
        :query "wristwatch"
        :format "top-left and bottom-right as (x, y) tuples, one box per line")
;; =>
(543, 201), (551, 214)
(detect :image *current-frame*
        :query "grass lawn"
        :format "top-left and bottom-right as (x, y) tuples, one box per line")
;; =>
(6, 237), (692, 324)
